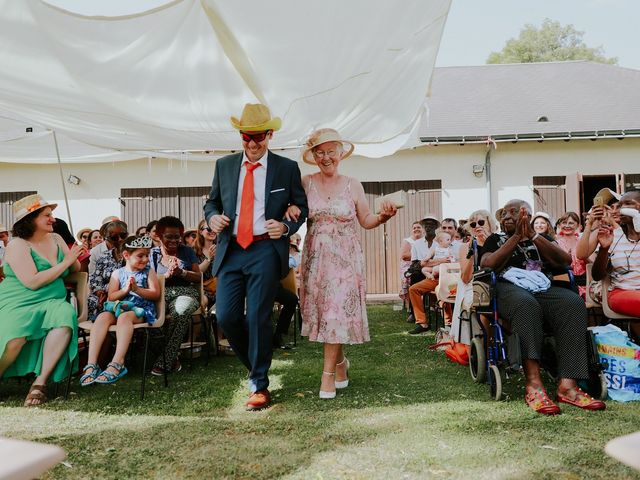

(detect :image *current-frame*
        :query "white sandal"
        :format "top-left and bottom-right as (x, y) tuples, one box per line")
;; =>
(319, 371), (336, 399)
(335, 357), (350, 389)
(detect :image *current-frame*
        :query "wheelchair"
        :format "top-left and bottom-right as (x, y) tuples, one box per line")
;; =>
(466, 267), (608, 401)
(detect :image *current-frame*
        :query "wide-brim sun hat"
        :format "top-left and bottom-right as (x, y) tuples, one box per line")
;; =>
(76, 227), (92, 242)
(301, 128), (355, 165)
(12, 193), (57, 224)
(230, 103), (281, 132)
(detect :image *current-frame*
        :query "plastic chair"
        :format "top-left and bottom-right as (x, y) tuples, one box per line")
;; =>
(59, 272), (88, 398)
(279, 267), (300, 346)
(184, 272), (214, 366)
(78, 275), (168, 400)
(433, 262), (461, 330)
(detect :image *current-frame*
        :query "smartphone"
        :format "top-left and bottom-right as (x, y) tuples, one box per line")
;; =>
(593, 197), (604, 207)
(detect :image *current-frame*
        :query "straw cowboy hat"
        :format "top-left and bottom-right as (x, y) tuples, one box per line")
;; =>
(230, 103), (281, 132)
(301, 128), (355, 165)
(13, 193), (57, 224)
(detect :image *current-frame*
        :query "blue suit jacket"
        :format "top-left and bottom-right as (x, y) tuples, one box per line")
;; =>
(204, 151), (308, 279)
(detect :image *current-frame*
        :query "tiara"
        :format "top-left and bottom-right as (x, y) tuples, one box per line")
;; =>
(125, 235), (153, 249)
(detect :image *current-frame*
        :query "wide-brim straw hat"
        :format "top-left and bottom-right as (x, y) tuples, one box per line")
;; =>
(230, 103), (281, 132)
(76, 227), (92, 242)
(301, 128), (355, 165)
(13, 194), (57, 224)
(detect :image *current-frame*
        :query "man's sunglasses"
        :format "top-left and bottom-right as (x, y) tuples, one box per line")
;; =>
(469, 219), (486, 229)
(108, 232), (128, 242)
(240, 131), (271, 143)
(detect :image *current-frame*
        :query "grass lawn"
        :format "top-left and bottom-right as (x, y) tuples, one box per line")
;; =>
(1, 305), (639, 479)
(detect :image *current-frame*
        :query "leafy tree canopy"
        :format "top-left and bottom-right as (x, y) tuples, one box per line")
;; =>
(487, 19), (617, 65)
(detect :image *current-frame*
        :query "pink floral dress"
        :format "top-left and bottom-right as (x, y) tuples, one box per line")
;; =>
(300, 176), (369, 344)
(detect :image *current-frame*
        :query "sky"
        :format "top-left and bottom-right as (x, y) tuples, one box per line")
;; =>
(437, 0), (640, 70)
(45, 0), (640, 71)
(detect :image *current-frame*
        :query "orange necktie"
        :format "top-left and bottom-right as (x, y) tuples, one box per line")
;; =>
(236, 161), (261, 249)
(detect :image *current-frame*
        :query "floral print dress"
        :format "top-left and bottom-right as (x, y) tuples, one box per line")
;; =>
(300, 176), (369, 344)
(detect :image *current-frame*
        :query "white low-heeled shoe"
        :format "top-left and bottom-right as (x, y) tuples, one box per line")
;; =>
(335, 357), (350, 389)
(319, 371), (336, 399)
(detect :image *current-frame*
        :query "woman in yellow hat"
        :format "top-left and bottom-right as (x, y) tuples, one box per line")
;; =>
(0, 194), (85, 406)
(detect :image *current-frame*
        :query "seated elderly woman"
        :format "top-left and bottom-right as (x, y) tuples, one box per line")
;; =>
(0, 194), (83, 407)
(592, 189), (640, 339)
(480, 199), (605, 414)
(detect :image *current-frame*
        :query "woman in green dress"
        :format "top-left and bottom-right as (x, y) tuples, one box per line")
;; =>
(0, 194), (84, 407)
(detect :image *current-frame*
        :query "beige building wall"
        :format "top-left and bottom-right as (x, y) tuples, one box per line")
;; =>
(1, 137), (638, 232)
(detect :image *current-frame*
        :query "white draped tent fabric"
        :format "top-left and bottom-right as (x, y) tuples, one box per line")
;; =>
(0, 0), (451, 163)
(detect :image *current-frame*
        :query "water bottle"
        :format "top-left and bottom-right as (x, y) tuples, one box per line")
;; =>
(69, 291), (78, 313)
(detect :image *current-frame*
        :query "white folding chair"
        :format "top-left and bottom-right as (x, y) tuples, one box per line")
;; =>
(434, 263), (461, 330)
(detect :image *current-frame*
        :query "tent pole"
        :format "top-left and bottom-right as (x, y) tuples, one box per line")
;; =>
(52, 130), (74, 233)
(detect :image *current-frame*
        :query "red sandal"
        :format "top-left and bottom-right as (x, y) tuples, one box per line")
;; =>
(525, 387), (561, 415)
(556, 387), (606, 411)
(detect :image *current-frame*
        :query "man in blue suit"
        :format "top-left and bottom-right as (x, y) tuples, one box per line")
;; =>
(204, 103), (307, 410)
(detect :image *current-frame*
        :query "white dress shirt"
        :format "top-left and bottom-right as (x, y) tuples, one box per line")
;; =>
(233, 151), (268, 236)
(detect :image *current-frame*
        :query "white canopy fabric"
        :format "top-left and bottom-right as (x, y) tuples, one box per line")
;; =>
(0, 0), (450, 164)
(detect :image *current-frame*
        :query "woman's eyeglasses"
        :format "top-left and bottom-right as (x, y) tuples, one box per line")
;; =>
(469, 219), (486, 229)
(240, 131), (270, 143)
(108, 232), (128, 242)
(81, 234), (89, 240)
(186, 233), (197, 239)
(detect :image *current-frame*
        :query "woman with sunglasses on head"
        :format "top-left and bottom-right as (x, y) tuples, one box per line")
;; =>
(592, 189), (640, 340)
(149, 216), (201, 376)
(193, 219), (217, 306)
(451, 210), (496, 343)
(87, 221), (129, 321)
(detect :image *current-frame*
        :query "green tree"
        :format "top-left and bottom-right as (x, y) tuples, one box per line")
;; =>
(487, 19), (617, 64)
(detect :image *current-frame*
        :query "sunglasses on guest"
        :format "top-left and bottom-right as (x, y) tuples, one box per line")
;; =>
(240, 131), (270, 143)
(200, 226), (212, 233)
(469, 219), (486, 229)
(108, 232), (128, 242)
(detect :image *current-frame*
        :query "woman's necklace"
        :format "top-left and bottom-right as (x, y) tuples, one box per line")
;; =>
(318, 173), (340, 200)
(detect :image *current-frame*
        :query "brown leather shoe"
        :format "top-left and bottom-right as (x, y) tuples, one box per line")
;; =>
(246, 389), (271, 411)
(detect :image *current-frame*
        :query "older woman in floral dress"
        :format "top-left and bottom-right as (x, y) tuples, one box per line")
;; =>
(297, 129), (397, 399)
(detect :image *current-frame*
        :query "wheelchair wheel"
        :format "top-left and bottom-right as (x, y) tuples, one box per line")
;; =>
(469, 337), (486, 383)
(488, 365), (503, 401)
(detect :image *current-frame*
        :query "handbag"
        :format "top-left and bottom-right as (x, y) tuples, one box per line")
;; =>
(203, 276), (217, 295)
(472, 281), (491, 307)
